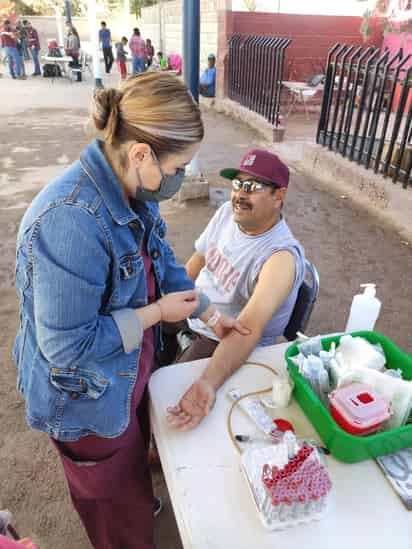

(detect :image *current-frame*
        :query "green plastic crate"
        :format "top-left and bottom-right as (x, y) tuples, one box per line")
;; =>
(285, 331), (412, 463)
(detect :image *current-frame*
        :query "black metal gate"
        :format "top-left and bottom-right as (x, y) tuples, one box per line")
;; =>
(317, 43), (412, 189)
(228, 33), (291, 127)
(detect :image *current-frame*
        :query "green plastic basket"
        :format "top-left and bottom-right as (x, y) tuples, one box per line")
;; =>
(285, 331), (412, 463)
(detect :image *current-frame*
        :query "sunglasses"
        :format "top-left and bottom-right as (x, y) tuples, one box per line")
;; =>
(231, 178), (279, 194)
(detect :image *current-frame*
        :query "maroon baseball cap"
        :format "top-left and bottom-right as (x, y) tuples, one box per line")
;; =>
(220, 149), (289, 188)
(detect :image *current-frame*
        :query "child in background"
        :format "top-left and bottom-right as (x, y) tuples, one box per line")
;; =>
(116, 36), (128, 80)
(146, 38), (154, 67)
(156, 51), (168, 70)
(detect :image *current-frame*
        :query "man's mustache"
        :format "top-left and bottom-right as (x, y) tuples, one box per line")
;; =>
(233, 199), (252, 209)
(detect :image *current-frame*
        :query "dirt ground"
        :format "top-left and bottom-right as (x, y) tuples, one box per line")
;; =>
(0, 74), (411, 549)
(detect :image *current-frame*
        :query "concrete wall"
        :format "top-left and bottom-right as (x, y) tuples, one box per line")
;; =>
(138, 0), (218, 72)
(24, 3), (218, 70)
(226, 12), (383, 81)
(26, 14), (135, 53)
(27, 16), (88, 52)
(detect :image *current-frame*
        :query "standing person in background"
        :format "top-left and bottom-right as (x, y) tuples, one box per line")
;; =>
(15, 21), (27, 77)
(25, 20), (41, 76)
(0, 20), (24, 79)
(145, 38), (154, 68)
(115, 36), (128, 80)
(17, 20), (29, 60)
(64, 22), (82, 82)
(129, 28), (146, 74)
(99, 21), (113, 74)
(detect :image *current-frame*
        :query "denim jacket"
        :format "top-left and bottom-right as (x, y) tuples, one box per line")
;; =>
(13, 139), (208, 441)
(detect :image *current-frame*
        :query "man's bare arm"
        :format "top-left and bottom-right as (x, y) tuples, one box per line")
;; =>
(200, 250), (296, 390)
(185, 251), (206, 281)
(167, 250), (297, 430)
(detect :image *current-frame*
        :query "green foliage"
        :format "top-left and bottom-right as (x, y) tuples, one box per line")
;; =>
(15, 0), (38, 16)
(360, 0), (412, 39)
(130, 0), (141, 18)
(16, 0), (86, 16)
(243, 0), (257, 10)
(62, 0), (87, 16)
(16, 0), (168, 18)
(129, 0), (159, 18)
(360, 9), (373, 42)
(103, 0), (123, 14)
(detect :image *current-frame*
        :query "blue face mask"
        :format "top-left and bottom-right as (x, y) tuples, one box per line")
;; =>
(135, 151), (186, 202)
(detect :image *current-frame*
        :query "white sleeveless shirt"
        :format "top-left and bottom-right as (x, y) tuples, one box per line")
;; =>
(188, 202), (305, 346)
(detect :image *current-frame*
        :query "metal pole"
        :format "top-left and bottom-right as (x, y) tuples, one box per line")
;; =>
(65, 0), (72, 24)
(124, 0), (130, 36)
(184, 0), (200, 103)
(87, 0), (103, 88)
(54, 5), (64, 47)
(159, 0), (164, 53)
(183, 0), (200, 176)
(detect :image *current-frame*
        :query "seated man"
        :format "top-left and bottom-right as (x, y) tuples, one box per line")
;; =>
(199, 53), (216, 97)
(166, 149), (306, 430)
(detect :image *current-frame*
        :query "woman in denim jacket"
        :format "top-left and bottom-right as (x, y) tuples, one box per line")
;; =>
(13, 73), (248, 549)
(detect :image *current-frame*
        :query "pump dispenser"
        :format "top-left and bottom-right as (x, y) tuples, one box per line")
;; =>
(345, 284), (381, 333)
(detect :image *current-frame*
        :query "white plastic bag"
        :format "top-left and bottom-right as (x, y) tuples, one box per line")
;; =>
(336, 335), (386, 372)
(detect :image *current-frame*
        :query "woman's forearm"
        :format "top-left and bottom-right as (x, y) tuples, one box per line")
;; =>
(135, 302), (162, 330)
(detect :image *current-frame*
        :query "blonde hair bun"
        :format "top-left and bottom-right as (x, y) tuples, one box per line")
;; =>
(92, 88), (123, 143)
(90, 72), (204, 155)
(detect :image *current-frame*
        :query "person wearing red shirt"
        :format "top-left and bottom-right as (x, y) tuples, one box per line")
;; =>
(0, 20), (24, 79)
(129, 27), (146, 74)
(24, 20), (41, 76)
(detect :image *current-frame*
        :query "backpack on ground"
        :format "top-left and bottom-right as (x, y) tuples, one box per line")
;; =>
(43, 64), (62, 78)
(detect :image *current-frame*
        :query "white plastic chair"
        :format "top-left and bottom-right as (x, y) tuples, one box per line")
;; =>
(70, 50), (92, 82)
(287, 87), (321, 119)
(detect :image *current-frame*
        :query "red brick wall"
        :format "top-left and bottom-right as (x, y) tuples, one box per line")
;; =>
(216, 11), (383, 97)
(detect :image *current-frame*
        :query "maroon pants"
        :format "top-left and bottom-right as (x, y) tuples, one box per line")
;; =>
(159, 320), (219, 366)
(52, 358), (154, 549)
(52, 246), (156, 548)
(117, 60), (127, 80)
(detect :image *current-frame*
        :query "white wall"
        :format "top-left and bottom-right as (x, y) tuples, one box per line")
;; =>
(138, 0), (218, 72)
(30, 1), (219, 70)
(27, 13), (136, 52)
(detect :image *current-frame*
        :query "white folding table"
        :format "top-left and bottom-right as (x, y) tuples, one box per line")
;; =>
(149, 342), (412, 548)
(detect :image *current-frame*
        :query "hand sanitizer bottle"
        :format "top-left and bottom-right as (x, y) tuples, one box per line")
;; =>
(345, 284), (381, 333)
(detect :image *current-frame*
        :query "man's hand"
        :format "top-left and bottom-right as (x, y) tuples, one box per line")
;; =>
(167, 378), (216, 430)
(210, 313), (250, 340)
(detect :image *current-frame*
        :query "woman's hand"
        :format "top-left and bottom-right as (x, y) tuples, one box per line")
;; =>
(201, 306), (251, 339)
(166, 377), (216, 430)
(157, 290), (199, 323)
(210, 313), (251, 340)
